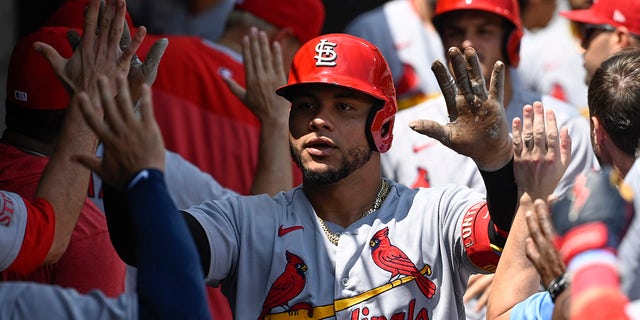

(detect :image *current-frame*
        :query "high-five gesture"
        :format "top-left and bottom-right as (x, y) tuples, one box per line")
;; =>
(512, 102), (571, 200)
(76, 76), (165, 189)
(32, 0), (152, 103)
(410, 47), (511, 171)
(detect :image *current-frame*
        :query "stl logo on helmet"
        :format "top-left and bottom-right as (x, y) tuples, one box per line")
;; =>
(314, 39), (338, 67)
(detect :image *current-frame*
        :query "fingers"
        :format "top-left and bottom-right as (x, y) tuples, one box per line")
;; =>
(532, 102), (547, 152)
(66, 29), (82, 51)
(271, 41), (286, 80)
(107, 0), (127, 53)
(512, 117), (523, 155)
(81, 0), (100, 47)
(521, 104), (534, 150)
(33, 42), (65, 76)
(431, 60), (458, 121)
(409, 120), (450, 146)
(113, 76), (136, 124)
(449, 47), (475, 107)
(122, 26), (147, 67)
(98, 76), (125, 135)
(487, 60), (505, 106)
(98, 0), (114, 49)
(74, 153), (104, 177)
(119, 15), (131, 51)
(223, 75), (247, 101)
(77, 91), (112, 146)
(141, 36), (168, 85)
(559, 126), (572, 168)
(256, 29), (271, 75)
(138, 83), (156, 128)
(465, 48), (488, 102)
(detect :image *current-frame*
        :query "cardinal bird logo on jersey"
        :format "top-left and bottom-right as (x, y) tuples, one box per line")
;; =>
(259, 251), (308, 320)
(370, 227), (436, 299)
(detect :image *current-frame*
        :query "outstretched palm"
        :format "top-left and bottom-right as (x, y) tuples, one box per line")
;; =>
(410, 47), (512, 171)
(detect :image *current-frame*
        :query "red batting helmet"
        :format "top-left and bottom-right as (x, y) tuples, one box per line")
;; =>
(276, 33), (397, 153)
(432, 0), (523, 67)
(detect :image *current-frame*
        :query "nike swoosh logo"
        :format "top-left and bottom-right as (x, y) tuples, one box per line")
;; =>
(412, 141), (437, 153)
(278, 225), (303, 237)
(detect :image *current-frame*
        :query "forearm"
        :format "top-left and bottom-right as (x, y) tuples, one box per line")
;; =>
(487, 195), (540, 320)
(127, 169), (210, 319)
(35, 99), (99, 263)
(480, 157), (517, 232)
(104, 174), (212, 278)
(103, 184), (137, 265)
(250, 117), (293, 196)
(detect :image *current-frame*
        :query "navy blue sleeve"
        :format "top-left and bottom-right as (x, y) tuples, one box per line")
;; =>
(125, 169), (211, 320)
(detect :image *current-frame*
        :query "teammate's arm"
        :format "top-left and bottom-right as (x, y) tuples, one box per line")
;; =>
(487, 102), (571, 320)
(223, 28), (293, 196)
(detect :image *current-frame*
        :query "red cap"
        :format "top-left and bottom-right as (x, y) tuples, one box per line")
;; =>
(560, 0), (640, 35)
(45, 0), (136, 32)
(6, 27), (77, 111)
(235, 0), (325, 44)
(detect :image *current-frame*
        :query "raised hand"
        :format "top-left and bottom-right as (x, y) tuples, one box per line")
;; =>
(524, 199), (566, 289)
(125, 23), (168, 103)
(409, 47), (511, 171)
(224, 27), (289, 124)
(33, 0), (147, 103)
(223, 27), (293, 195)
(75, 75), (165, 189)
(512, 102), (572, 200)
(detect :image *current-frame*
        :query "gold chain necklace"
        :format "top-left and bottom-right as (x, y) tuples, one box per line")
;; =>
(317, 180), (390, 246)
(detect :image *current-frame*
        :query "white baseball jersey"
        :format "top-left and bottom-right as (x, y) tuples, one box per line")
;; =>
(383, 70), (598, 197)
(185, 180), (495, 319)
(345, 0), (444, 109)
(517, 1), (588, 109)
(0, 191), (28, 272)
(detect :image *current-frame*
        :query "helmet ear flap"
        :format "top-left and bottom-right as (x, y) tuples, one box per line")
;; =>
(367, 100), (396, 153)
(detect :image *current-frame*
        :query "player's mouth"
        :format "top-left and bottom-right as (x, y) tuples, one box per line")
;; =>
(304, 137), (336, 157)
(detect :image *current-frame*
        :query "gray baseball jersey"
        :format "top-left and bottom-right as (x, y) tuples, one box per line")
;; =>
(0, 282), (136, 320)
(89, 147), (238, 293)
(383, 70), (598, 197)
(89, 148), (237, 212)
(185, 179), (495, 319)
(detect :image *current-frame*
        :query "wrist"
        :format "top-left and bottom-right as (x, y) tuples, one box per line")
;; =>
(547, 273), (569, 303)
(127, 169), (164, 190)
(475, 142), (513, 171)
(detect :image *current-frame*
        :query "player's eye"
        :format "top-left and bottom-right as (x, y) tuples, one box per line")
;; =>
(336, 103), (353, 111)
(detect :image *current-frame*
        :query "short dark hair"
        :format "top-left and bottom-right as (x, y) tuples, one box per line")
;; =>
(588, 48), (640, 157)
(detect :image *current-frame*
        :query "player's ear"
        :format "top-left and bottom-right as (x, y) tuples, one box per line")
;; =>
(590, 116), (604, 143)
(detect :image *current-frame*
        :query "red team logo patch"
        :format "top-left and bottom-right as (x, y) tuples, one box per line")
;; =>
(0, 192), (15, 227)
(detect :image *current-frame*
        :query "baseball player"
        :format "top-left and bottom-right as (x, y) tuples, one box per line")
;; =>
(79, 32), (565, 319)
(0, 82), (210, 318)
(488, 47), (640, 319)
(345, 0), (444, 110)
(382, 0), (597, 199)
